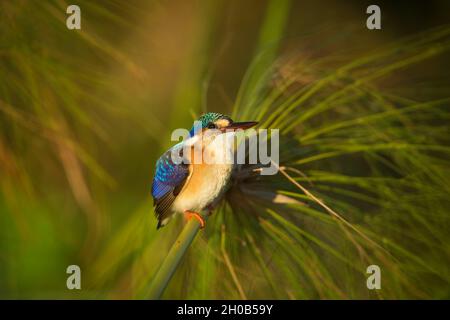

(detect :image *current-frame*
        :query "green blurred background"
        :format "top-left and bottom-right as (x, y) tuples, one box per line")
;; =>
(0, 0), (449, 299)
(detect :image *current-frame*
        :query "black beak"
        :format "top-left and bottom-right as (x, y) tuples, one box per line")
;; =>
(224, 121), (258, 131)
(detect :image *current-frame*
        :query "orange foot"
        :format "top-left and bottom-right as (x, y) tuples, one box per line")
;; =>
(184, 210), (206, 229)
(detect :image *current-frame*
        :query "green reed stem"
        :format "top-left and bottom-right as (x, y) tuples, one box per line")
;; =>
(146, 216), (207, 299)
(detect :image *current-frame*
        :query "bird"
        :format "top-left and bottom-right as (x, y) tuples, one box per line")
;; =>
(151, 112), (258, 229)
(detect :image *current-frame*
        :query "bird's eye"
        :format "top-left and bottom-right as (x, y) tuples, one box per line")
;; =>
(207, 123), (216, 129)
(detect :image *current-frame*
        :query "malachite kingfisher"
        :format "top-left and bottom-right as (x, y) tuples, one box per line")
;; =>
(151, 112), (258, 229)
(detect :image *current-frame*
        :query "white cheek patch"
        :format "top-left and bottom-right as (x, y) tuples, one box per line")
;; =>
(184, 135), (199, 147)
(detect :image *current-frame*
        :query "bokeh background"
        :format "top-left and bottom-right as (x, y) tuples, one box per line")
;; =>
(0, 0), (449, 299)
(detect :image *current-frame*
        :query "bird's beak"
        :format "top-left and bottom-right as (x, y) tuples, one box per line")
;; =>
(224, 121), (258, 131)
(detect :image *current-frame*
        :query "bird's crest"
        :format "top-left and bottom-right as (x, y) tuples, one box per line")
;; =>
(189, 112), (231, 136)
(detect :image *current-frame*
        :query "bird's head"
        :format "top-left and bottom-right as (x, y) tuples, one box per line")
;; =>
(189, 112), (258, 137)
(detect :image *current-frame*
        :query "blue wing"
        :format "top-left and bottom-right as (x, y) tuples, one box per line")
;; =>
(151, 144), (190, 228)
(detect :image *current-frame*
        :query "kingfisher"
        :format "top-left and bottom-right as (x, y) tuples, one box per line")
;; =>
(151, 112), (257, 229)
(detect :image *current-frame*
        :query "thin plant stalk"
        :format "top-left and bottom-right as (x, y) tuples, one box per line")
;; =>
(146, 216), (206, 299)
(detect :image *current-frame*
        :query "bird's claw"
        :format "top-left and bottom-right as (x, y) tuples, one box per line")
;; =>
(184, 211), (206, 229)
